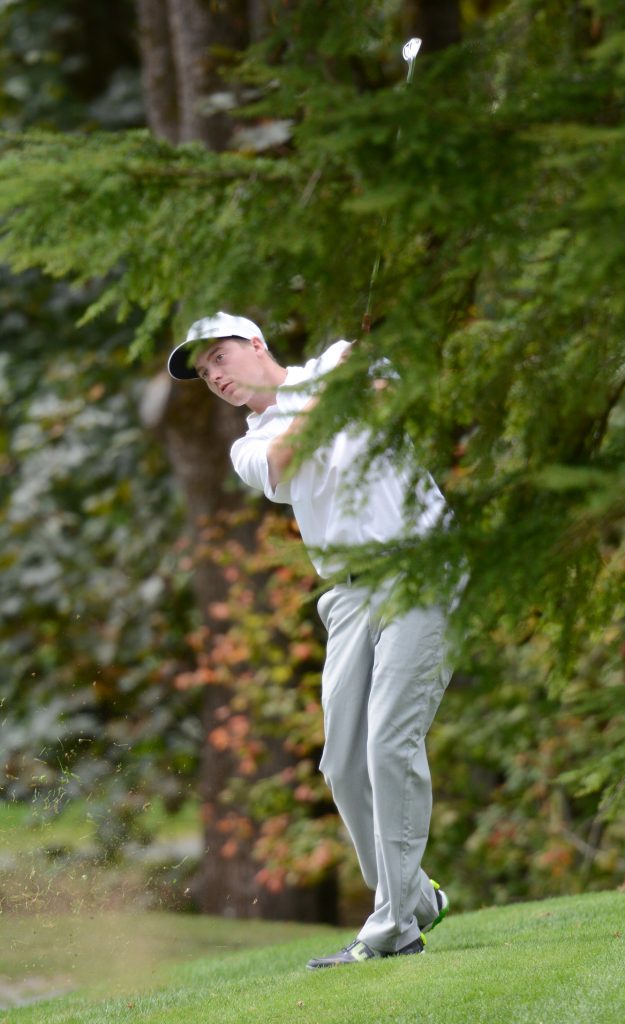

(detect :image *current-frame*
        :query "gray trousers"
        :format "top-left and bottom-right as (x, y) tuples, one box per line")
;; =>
(317, 581), (452, 952)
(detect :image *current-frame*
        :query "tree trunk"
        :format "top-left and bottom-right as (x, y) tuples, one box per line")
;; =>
(141, 374), (262, 916)
(136, 0), (180, 143)
(247, 0), (269, 43)
(141, 373), (260, 916)
(135, 0), (260, 915)
(136, 2), (338, 922)
(166, 0), (249, 147)
(137, 0), (251, 147)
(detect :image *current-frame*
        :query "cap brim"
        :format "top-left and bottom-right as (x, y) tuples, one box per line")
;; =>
(168, 333), (253, 381)
(167, 341), (201, 381)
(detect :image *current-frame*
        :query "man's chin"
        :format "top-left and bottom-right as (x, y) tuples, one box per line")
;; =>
(221, 389), (248, 407)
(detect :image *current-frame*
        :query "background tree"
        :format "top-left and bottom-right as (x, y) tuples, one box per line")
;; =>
(0, 0), (338, 921)
(2, 0), (624, 917)
(0, 0), (204, 850)
(132, 0), (344, 920)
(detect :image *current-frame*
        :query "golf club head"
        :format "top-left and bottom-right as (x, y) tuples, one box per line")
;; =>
(402, 38), (422, 63)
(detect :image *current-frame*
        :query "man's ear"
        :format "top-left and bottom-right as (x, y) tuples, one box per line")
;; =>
(250, 336), (265, 354)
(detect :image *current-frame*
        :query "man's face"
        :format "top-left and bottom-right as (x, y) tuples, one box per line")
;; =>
(194, 337), (264, 407)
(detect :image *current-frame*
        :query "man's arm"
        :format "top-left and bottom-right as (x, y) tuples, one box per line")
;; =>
(265, 343), (394, 488)
(268, 344), (355, 487)
(267, 395), (319, 490)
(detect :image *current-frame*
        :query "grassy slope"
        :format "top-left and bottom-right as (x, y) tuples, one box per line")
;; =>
(3, 890), (624, 1024)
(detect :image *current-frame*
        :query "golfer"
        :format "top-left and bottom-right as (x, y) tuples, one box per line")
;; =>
(168, 311), (451, 967)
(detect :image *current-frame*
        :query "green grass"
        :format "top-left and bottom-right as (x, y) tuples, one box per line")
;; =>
(0, 911), (334, 1004)
(2, 890), (624, 1023)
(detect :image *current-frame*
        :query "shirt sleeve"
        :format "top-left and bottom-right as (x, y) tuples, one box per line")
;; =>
(230, 435), (293, 505)
(314, 340), (352, 375)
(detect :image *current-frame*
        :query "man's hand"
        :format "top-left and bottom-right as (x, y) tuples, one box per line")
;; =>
(340, 342), (386, 388)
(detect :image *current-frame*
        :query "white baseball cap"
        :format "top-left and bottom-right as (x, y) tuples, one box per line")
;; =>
(167, 311), (267, 380)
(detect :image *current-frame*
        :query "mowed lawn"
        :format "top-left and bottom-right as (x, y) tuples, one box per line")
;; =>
(2, 890), (624, 1024)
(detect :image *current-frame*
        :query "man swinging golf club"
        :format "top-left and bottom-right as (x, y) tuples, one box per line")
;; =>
(168, 311), (451, 968)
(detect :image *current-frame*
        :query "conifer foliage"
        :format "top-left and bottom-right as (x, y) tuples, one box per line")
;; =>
(1, 1), (623, 651)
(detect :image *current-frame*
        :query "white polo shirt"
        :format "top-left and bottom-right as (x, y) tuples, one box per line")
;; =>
(230, 341), (445, 578)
